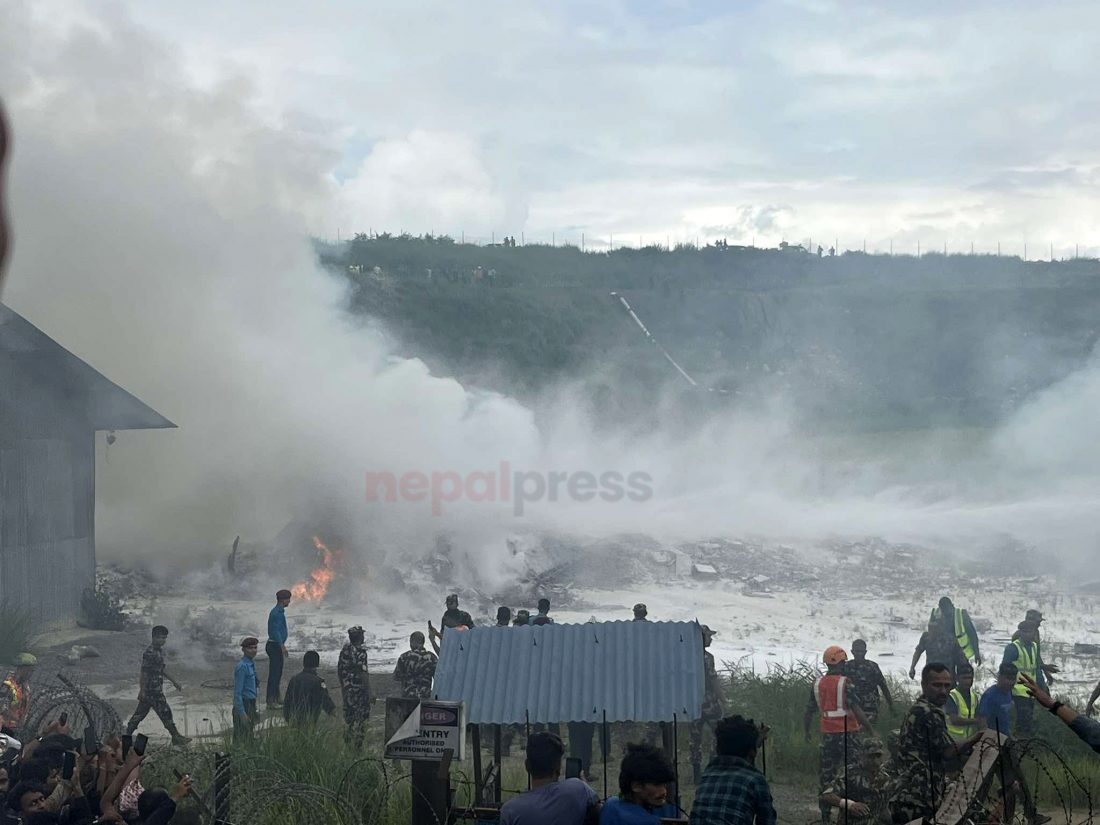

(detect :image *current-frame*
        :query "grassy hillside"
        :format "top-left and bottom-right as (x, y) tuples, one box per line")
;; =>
(319, 236), (1100, 431)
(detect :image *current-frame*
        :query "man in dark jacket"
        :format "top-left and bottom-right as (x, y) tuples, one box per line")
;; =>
(284, 650), (336, 727)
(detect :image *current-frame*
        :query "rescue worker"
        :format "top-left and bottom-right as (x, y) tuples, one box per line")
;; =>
(845, 640), (893, 724)
(945, 663), (981, 741)
(0, 654), (35, 735)
(496, 606), (512, 627)
(284, 650), (336, 728)
(233, 637), (259, 743)
(820, 739), (893, 824)
(632, 603), (649, 622)
(1002, 620), (1045, 736)
(427, 594), (474, 652)
(393, 631), (439, 699)
(1012, 610), (1060, 685)
(690, 625), (726, 785)
(337, 626), (370, 749)
(125, 626), (191, 746)
(929, 596), (982, 669)
(804, 647), (875, 824)
(889, 663), (982, 825)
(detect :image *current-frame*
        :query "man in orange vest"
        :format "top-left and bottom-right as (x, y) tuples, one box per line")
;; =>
(804, 646), (875, 824)
(0, 654), (37, 735)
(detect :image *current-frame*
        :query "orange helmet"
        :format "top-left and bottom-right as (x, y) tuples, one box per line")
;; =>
(823, 646), (848, 666)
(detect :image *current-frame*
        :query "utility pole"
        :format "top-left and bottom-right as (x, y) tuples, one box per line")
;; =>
(997, 241), (1000, 256)
(1024, 242), (1028, 261)
(609, 234), (613, 251)
(971, 241), (974, 255)
(582, 233), (585, 252)
(890, 239), (893, 256)
(1050, 242), (1054, 262)
(944, 240), (947, 256)
(917, 240), (921, 258)
(521, 232), (525, 245)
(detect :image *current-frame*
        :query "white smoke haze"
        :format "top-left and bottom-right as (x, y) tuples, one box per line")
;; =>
(3, 1), (1100, 599)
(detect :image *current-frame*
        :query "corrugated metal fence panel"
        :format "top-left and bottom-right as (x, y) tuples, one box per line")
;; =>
(433, 621), (704, 724)
(0, 437), (94, 625)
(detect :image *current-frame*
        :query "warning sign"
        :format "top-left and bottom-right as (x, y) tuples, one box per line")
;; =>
(384, 697), (465, 761)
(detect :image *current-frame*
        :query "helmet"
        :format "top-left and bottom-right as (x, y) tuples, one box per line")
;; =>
(823, 646), (848, 666)
(13, 653), (36, 667)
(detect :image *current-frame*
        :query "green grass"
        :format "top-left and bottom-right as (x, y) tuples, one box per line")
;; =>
(0, 606), (38, 665)
(132, 670), (1100, 823)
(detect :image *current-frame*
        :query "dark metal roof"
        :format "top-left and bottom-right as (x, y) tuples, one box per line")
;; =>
(432, 620), (705, 724)
(0, 303), (174, 431)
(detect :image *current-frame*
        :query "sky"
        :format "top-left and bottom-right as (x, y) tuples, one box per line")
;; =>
(18, 0), (1095, 255)
(3, 0), (1100, 573)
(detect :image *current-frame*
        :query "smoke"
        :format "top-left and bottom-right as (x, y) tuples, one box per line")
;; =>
(3, 1), (1100, 598)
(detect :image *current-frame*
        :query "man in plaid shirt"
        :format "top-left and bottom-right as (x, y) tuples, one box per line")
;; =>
(690, 715), (776, 825)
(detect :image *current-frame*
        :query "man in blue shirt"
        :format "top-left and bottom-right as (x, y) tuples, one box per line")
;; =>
(977, 663), (1017, 737)
(601, 743), (677, 824)
(266, 589), (291, 708)
(234, 637), (259, 742)
(500, 731), (599, 825)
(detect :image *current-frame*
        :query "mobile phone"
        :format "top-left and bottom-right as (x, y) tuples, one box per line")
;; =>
(565, 757), (582, 779)
(62, 750), (76, 780)
(133, 733), (148, 756)
(121, 734), (132, 759)
(83, 725), (97, 755)
(58, 712), (68, 727)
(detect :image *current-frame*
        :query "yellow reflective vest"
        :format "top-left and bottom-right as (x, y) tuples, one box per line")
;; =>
(1011, 640), (1038, 697)
(947, 687), (980, 739)
(931, 607), (976, 660)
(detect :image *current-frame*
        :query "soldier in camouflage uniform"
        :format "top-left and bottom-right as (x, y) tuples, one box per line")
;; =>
(126, 626), (190, 746)
(393, 631), (439, 699)
(338, 626), (371, 749)
(690, 625), (726, 784)
(846, 640), (893, 725)
(889, 663), (981, 824)
(820, 739), (895, 825)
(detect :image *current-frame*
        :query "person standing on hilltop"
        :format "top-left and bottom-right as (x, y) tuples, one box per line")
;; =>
(266, 589), (292, 709)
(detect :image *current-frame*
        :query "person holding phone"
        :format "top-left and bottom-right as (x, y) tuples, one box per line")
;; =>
(126, 626), (190, 746)
(500, 732), (600, 825)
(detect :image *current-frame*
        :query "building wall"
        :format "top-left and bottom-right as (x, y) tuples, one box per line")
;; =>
(0, 435), (95, 626)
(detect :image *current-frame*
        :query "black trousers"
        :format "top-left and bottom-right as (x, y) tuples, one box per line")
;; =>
(265, 641), (284, 704)
(234, 698), (257, 743)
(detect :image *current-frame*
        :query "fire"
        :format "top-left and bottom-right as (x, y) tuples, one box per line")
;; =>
(291, 536), (341, 602)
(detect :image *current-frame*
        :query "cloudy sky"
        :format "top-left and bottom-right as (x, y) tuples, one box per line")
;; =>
(8, 0), (1100, 253)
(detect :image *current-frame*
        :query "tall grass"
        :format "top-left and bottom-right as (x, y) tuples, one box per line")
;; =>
(0, 606), (37, 665)
(134, 668), (1100, 822)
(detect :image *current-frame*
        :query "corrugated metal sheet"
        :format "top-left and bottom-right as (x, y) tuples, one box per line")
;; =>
(432, 621), (705, 724)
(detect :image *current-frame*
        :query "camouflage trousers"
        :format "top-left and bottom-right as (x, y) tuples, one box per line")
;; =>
(126, 691), (180, 736)
(690, 714), (721, 771)
(343, 689), (370, 749)
(820, 732), (864, 790)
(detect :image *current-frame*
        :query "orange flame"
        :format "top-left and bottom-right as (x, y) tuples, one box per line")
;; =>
(291, 536), (341, 602)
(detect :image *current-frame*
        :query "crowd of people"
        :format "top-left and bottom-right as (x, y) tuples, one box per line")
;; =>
(4, 590), (1100, 824)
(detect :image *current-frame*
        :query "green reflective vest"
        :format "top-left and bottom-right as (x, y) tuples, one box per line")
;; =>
(1012, 640), (1038, 697)
(947, 687), (980, 739)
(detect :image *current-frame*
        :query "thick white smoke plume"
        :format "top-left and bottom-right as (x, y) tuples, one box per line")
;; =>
(2, 2), (1099, 595)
